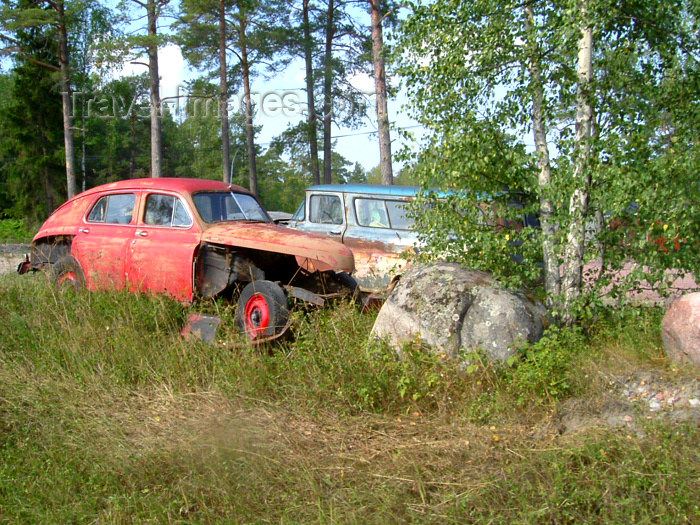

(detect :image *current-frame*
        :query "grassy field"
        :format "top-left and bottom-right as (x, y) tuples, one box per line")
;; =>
(0, 272), (698, 524)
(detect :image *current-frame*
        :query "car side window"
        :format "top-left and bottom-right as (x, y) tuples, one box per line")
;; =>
(386, 200), (414, 230)
(87, 193), (135, 224)
(355, 198), (390, 228)
(309, 195), (343, 225)
(144, 194), (193, 228)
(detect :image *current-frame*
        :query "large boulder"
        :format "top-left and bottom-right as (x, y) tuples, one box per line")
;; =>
(662, 293), (700, 366)
(371, 262), (547, 363)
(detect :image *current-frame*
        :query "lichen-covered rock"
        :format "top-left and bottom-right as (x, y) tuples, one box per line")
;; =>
(662, 293), (700, 366)
(371, 262), (547, 363)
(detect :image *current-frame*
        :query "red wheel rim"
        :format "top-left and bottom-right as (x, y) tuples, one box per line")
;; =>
(244, 293), (270, 339)
(57, 271), (79, 291)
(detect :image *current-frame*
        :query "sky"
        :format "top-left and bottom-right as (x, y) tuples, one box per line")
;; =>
(118, 43), (423, 173)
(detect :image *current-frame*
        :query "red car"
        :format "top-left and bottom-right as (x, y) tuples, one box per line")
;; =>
(19, 178), (355, 340)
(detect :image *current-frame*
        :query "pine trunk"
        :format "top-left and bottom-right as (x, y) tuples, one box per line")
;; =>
(370, 0), (392, 185)
(303, 0), (320, 186)
(219, 0), (231, 183)
(58, 0), (76, 199)
(147, 0), (162, 178)
(322, 0), (334, 184)
(241, 37), (258, 195)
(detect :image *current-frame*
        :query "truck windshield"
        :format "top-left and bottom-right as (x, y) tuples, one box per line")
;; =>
(193, 192), (271, 223)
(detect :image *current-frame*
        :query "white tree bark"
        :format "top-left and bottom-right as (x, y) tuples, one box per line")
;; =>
(562, 12), (594, 324)
(524, 4), (560, 305)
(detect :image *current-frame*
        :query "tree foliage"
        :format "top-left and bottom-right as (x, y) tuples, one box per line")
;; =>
(397, 0), (700, 321)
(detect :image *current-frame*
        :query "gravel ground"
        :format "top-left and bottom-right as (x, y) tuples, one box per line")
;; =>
(614, 372), (700, 413)
(0, 244), (29, 275)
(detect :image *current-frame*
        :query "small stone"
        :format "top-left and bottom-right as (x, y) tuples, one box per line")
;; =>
(623, 415), (634, 422)
(648, 400), (662, 411)
(688, 398), (700, 407)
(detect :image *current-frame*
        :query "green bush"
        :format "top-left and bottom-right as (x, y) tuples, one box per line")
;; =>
(0, 218), (34, 243)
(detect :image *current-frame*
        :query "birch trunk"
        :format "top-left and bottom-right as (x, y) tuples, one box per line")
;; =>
(240, 33), (258, 196)
(562, 15), (594, 324)
(524, 4), (560, 305)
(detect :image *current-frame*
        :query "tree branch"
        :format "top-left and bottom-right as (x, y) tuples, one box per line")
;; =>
(0, 41), (60, 71)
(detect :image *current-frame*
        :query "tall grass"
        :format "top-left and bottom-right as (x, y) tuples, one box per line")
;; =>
(0, 272), (697, 523)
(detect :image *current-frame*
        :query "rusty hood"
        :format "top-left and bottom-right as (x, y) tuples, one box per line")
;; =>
(201, 222), (355, 273)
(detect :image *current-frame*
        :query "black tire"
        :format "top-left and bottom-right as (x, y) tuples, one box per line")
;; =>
(334, 272), (360, 301)
(236, 280), (290, 340)
(51, 255), (86, 291)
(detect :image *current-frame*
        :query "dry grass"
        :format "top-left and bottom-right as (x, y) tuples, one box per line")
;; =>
(0, 273), (698, 523)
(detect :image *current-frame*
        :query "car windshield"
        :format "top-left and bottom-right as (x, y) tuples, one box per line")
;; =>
(193, 192), (271, 223)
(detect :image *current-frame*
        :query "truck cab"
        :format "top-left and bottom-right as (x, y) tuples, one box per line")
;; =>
(284, 184), (421, 294)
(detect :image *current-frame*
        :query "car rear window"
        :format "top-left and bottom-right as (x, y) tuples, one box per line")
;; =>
(386, 200), (414, 230)
(87, 193), (136, 224)
(354, 198), (414, 230)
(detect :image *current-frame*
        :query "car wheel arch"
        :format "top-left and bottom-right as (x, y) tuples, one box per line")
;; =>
(194, 243), (265, 299)
(31, 235), (75, 269)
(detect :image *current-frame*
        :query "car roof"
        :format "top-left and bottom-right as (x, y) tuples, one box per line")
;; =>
(77, 178), (251, 198)
(306, 184), (421, 197)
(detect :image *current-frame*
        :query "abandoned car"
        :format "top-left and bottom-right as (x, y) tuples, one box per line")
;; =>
(18, 178), (356, 340)
(283, 184), (420, 295)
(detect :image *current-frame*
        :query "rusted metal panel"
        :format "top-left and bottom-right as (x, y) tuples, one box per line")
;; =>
(126, 226), (200, 302)
(202, 223), (355, 273)
(286, 286), (325, 306)
(72, 224), (133, 291)
(181, 313), (222, 344)
(344, 240), (410, 293)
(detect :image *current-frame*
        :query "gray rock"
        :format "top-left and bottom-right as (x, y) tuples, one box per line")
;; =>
(661, 292), (700, 366)
(371, 262), (547, 363)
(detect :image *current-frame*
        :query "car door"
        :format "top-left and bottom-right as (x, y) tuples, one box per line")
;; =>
(125, 192), (201, 302)
(343, 196), (419, 293)
(293, 191), (347, 240)
(71, 192), (137, 290)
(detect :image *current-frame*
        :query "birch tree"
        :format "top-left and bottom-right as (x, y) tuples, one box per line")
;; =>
(398, 0), (700, 323)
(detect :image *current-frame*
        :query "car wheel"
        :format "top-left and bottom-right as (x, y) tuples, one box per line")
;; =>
(334, 271), (360, 301)
(51, 255), (86, 291)
(236, 280), (290, 340)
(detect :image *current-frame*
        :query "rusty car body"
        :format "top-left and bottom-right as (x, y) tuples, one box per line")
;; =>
(20, 178), (355, 340)
(283, 184), (421, 294)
